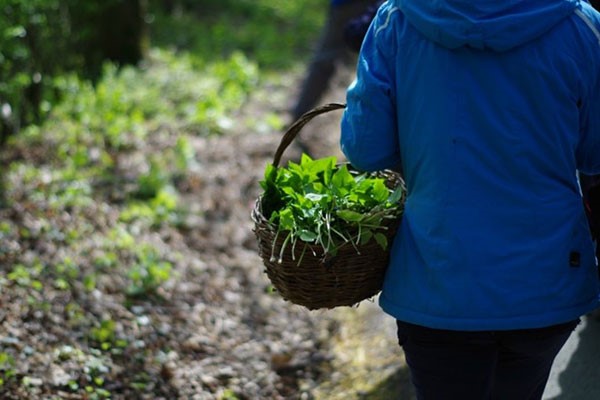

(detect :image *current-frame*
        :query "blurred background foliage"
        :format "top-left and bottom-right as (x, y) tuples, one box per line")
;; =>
(0, 0), (323, 144)
(0, 2), (330, 396)
(0, 0), (146, 138)
(150, 0), (324, 68)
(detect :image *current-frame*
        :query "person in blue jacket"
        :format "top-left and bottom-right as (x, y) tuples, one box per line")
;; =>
(340, 1), (600, 398)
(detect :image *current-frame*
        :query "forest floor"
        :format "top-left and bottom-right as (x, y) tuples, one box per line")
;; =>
(0, 62), (414, 399)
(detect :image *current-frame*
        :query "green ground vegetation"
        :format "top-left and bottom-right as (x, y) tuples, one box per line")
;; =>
(0, 1), (325, 398)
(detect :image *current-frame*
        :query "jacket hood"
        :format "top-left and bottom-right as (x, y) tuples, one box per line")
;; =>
(394, 0), (580, 51)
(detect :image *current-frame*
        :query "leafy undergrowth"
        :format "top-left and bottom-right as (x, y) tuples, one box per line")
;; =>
(0, 48), (341, 399)
(0, 25), (410, 399)
(149, 0), (325, 71)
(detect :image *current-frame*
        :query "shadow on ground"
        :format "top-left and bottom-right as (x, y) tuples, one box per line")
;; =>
(543, 313), (600, 399)
(360, 365), (415, 400)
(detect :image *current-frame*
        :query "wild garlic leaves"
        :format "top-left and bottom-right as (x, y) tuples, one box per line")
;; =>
(259, 154), (404, 264)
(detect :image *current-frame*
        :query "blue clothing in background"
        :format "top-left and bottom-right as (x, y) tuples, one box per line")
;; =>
(341, 0), (600, 331)
(331, 0), (360, 5)
(344, 0), (385, 52)
(291, 0), (379, 121)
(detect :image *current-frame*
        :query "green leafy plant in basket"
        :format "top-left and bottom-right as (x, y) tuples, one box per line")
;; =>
(259, 153), (405, 266)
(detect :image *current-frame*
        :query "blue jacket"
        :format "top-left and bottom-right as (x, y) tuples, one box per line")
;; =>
(341, 0), (600, 330)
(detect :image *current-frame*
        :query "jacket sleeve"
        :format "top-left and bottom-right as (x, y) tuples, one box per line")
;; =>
(340, 4), (401, 173)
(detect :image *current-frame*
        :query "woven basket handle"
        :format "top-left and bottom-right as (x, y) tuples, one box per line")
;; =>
(272, 102), (346, 167)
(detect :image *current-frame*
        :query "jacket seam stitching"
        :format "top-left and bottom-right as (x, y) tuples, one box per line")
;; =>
(375, 6), (400, 37)
(574, 9), (600, 47)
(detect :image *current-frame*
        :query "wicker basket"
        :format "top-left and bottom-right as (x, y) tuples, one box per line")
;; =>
(251, 103), (404, 310)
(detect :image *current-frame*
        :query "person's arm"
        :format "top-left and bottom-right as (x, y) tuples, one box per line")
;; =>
(340, 4), (401, 172)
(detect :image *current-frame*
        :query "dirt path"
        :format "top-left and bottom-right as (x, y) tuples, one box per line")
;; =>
(164, 62), (417, 398)
(0, 64), (415, 399)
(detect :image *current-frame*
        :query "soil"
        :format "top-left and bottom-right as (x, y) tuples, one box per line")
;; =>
(0, 66), (413, 399)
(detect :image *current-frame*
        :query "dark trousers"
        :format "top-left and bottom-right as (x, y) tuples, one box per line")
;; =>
(396, 319), (580, 400)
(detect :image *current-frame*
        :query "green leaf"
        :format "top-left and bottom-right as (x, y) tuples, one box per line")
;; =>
(306, 156), (336, 184)
(281, 186), (299, 197)
(299, 230), (318, 242)
(336, 209), (364, 222)
(305, 193), (325, 202)
(360, 230), (373, 245)
(260, 163), (276, 190)
(370, 179), (391, 203)
(260, 163), (285, 218)
(300, 152), (314, 166)
(278, 208), (295, 231)
(331, 164), (355, 195)
(388, 184), (405, 204)
(363, 213), (384, 225)
(374, 233), (388, 249)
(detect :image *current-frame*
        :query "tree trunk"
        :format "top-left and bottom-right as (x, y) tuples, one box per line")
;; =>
(70, 0), (149, 80)
(98, 0), (148, 66)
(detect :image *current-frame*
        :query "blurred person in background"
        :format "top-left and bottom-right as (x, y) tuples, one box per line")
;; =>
(290, 0), (382, 122)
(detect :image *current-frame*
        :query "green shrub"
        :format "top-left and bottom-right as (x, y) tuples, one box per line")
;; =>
(0, 0), (147, 137)
(148, 0), (324, 69)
